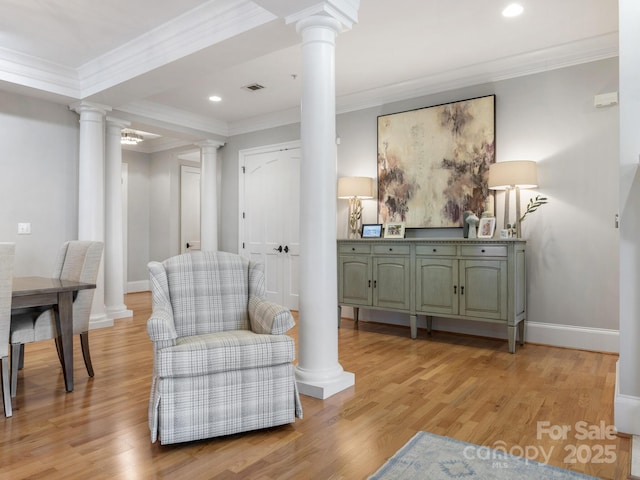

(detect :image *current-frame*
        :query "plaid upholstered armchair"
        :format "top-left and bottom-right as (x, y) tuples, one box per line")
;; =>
(147, 251), (302, 444)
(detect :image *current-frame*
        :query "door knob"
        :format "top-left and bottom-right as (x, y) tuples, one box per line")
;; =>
(273, 245), (283, 253)
(284, 245), (289, 253)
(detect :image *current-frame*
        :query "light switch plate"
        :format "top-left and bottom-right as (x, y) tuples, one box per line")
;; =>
(17, 222), (31, 234)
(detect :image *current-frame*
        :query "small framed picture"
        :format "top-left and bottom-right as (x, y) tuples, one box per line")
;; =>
(361, 224), (383, 238)
(478, 217), (496, 238)
(384, 222), (406, 239)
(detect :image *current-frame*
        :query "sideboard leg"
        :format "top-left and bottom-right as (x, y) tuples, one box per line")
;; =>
(507, 326), (516, 353)
(518, 320), (526, 346)
(426, 316), (433, 334)
(410, 315), (417, 339)
(337, 305), (341, 329)
(353, 307), (359, 329)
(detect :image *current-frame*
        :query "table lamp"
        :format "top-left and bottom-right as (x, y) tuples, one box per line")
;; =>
(337, 176), (374, 238)
(488, 160), (538, 238)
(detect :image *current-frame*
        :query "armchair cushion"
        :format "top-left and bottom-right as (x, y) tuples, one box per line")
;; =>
(156, 330), (295, 378)
(248, 296), (295, 335)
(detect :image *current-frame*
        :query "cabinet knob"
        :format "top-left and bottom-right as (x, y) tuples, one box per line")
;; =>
(433, 248), (437, 252)
(389, 248), (393, 251)
(481, 249), (486, 253)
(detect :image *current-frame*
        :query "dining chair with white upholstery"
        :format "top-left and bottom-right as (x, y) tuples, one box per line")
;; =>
(9, 240), (103, 397)
(0, 243), (15, 417)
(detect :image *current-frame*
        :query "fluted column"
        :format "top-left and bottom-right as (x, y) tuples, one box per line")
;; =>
(70, 101), (112, 329)
(290, 10), (357, 399)
(104, 117), (132, 320)
(198, 140), (224, 252)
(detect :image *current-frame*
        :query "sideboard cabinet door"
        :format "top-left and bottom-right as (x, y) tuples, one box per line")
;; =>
(338, 255), (372, 306)
(416, 258), (458, 315)
(459, 259), (507, 320)
(373, 256), (411, 310)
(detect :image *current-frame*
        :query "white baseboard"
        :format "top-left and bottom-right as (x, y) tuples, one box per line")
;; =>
(89, 313), (114, 330)
(615, 361), (640, 436)
(526, 321), (618, 353)
(127, 280), (150, 293)
(341, 308), (619, 353)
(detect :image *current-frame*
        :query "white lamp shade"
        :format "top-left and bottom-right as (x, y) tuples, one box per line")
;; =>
(337, 176), (374, 199)
(488, 160), (538, 190)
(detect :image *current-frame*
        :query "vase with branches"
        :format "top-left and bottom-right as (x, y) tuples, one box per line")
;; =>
(519, 195), (548, 222)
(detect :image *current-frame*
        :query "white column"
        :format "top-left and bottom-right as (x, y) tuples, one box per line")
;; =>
(70, 101), (112, 329)
(198, 140), (224, 252)
(616, 0), (640, 435)
(104, 117), (132, 320)
(292, 13), (356, 399)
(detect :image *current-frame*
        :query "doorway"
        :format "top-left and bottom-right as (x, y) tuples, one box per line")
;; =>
(180, 165), (201, 253)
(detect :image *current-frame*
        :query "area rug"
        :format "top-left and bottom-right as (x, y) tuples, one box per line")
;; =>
(368, 432), (599, 479)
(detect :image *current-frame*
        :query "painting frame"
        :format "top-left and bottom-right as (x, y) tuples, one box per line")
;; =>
(377, 95), (496, 228)
(384, 222), (406, 239)
(477, 217), (496, 239)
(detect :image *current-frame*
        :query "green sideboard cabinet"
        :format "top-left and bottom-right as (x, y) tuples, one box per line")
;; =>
(337, 239), (526, 353)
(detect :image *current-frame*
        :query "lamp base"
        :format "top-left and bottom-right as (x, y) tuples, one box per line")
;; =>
(347, 197), (363, 239)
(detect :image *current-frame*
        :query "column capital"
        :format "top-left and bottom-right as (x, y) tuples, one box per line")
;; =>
(105, 116), (131, 130)
(196, 139), (225, 150)
(285, 0), (359, 31)
(69, 100), (112, 116)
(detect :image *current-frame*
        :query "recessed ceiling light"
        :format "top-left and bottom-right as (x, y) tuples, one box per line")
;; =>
(502, 3), (524, 17)
(209, 95), (222, 102)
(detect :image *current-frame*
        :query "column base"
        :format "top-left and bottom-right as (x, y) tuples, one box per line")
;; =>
(106, 305), (133, 320)
(295, 370), (355, 399)
(615, 361), (640, 435)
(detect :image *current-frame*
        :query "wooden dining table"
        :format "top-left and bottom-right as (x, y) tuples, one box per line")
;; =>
(11, 276), (96, 392)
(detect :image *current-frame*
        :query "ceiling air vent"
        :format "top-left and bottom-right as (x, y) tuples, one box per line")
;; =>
(242, 83), (265, 92)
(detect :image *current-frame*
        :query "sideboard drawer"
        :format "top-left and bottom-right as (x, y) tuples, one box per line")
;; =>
(460, 245), (507, 257)
(416, 244), (457, 256)
(373, 244), (411, 255)
(338, 244), (371, 254)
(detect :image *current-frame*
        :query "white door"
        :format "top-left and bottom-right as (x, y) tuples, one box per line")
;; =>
(240, 143), (300, 310)
(180, 165), (201, 253)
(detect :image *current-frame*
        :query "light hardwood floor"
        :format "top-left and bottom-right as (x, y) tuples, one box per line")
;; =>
(1, 292), (630, 479)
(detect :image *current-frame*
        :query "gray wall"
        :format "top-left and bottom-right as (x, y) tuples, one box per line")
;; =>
(0, 91), (79, 275)
(122, 151), (150, 283)
(148, 148), (199, 264)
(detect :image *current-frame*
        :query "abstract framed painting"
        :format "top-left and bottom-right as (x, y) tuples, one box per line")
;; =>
(377, 95), (496, 228)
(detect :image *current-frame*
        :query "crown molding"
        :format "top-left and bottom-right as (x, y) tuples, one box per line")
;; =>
(0, 47), (80, 98)
(0, 1), (276, 101)
(116, 100), (229, 137)
(79, 0), (277, 98)
(334, 32), (619, 115)
(223, 32), (618, 136)
(227, 106), (301, 136)
(113, 30), (619, 142)
(122, 136), (195, 155)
